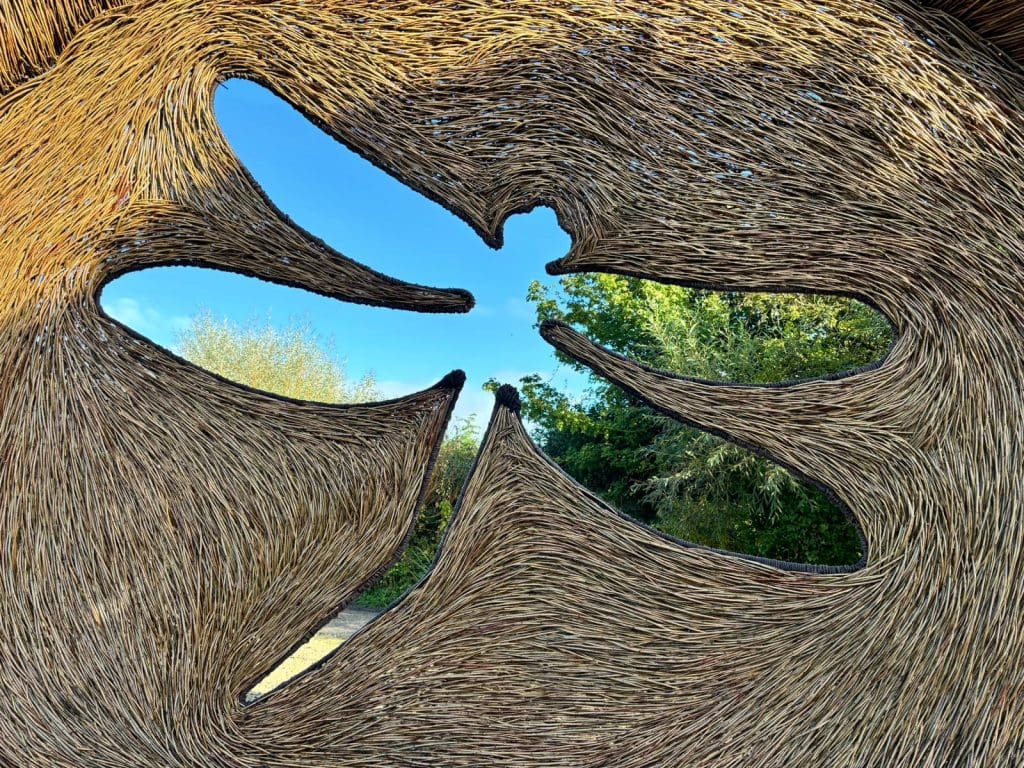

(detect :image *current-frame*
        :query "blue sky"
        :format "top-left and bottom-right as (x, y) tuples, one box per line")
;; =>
(101, 79), (588, 428)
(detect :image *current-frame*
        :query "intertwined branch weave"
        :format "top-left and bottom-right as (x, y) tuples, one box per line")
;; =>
(2, 1), (1023, 766)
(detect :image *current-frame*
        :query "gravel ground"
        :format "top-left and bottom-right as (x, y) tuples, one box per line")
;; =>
(319, 606), (379, 640)
(246, 607), (379, 700)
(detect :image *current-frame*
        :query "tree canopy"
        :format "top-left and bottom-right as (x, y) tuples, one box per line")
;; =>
(176, 313), (477, 607)
(177, 312), (378, 403)
(508, 274), (892, 565)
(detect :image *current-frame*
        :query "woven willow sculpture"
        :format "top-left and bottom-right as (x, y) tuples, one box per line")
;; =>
(3, 1), (1024, 765)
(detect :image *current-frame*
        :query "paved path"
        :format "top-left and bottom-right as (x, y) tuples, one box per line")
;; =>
(246, 607), (379, 700)
(319, 606), (379, 640)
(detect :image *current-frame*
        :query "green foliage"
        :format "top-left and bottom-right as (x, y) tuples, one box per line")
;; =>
(177, 311), (378, 403)
(425, 416), (480, 515)
(356, 417), (480, 609)
(353, 542), (437, 610)
(176, 313), (479, 608)
(494, 374), (662, 520)
(519, 275), (892, 565)
(642, 427), (861, 564)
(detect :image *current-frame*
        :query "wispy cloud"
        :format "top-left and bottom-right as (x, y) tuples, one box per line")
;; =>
(103, 297), (191, 349)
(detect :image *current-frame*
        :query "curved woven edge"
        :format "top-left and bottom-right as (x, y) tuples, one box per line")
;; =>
(536, 323), (873, 574)
(545, 259), (900, 387)
(924, 0), (1024, 62)
(290, 376), (860, 702)
(540, 319), (875, 570)
(239, 370), (465, 704)
(96, 292), (469, 412)
(207, 75), (476, 313)
(237, 381), (1022, 765)
(5, 0), (1024, 763)
(488, 386), (866, 575)
(222, 74), (515, 256)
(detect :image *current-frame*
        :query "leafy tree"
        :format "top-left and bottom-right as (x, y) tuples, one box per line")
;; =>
(177, 313), (478, 607)
(517, 275), (892, 565)
(177, 312), (377, 402)
(356, 416), (480, 608)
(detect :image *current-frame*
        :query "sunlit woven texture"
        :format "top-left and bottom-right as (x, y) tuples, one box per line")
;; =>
(3, 1), (1024, 766)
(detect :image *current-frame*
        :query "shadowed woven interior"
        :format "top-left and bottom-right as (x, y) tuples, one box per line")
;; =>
(2, 1), (1024, 765)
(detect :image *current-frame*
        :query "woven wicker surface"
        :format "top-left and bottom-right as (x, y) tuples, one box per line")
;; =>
(2, 0), (1024, 766)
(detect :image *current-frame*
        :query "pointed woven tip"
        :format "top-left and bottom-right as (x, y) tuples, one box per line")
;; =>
(544, 257), (571, 276)
(449, 288), (476, 313)
(539, 319), (575, 351)
(493, 384), (521, 414)
(434, 370), (467, 392)
(539, 318), (562, 336)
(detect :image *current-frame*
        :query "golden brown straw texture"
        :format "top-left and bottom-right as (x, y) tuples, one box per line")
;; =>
(3, 0), (1024, 765)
